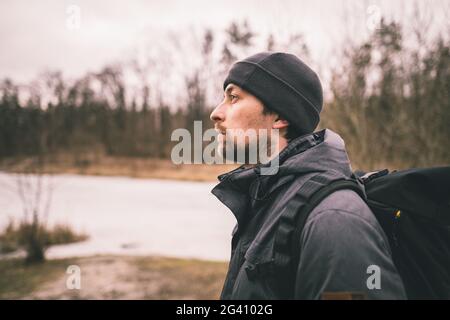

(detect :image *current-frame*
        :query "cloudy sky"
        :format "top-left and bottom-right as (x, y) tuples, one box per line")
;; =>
(0, 0), (448, 83)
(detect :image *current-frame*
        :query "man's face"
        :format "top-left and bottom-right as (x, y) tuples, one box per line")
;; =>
(210, 83), (280, 163)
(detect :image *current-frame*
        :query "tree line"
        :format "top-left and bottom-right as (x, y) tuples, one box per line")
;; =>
(0, 19), (449, 170)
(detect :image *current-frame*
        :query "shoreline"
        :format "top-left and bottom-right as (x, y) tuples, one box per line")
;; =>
(0, 156), (238, 182)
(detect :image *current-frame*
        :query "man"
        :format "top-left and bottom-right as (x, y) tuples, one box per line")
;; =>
(210, 52), (406, 299)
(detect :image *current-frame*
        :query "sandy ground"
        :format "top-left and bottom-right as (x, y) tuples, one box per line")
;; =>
(20, 255), (228, 300)
(25, 256), (142, 299)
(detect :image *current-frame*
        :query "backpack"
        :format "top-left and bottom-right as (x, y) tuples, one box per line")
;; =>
(273, 166), (450, 299)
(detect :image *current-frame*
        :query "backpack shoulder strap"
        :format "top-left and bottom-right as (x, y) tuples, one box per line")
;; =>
(289, 179), (366, 269)
(273, 171), (365, 296)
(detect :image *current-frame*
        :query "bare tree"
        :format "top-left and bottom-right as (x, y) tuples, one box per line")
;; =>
(13, 156), (54, 263)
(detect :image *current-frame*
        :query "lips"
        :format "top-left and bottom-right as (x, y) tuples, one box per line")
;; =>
(215, 127), (226, 135)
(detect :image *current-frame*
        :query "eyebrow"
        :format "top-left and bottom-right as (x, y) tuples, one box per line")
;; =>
(224, 85), (237, 96)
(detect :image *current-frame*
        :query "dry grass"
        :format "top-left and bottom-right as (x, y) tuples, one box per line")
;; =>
(133, 256), (228, 299)
(0, 154), (238, 182)
(0, 220), (89, 255)
(0, 257), (76, 299)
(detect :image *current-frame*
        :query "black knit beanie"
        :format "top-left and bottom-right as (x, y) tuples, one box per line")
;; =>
(223, 52), (323, 135)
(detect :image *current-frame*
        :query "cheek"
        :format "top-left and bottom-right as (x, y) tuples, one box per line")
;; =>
(229, 103), (263, 129)
(229, 103), (246, 118)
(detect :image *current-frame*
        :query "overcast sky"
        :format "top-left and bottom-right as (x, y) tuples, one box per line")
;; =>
(0, 0), (448, 84)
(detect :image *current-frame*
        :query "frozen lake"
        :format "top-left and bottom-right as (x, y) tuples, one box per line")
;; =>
(0, 173), (236, 261)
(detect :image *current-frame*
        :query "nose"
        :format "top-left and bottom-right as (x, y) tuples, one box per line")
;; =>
(210, 101), (225, 123)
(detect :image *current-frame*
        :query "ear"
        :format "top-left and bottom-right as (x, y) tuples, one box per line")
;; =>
(272, 116), (289, 130)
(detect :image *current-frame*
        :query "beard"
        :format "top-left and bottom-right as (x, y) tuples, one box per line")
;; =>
(217, 132), (274, 165)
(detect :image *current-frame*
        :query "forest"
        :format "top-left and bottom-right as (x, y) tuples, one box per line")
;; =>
(1, 19), (449, 170)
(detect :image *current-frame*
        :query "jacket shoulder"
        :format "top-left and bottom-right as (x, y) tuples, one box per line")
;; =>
(307, 189), (378, 229)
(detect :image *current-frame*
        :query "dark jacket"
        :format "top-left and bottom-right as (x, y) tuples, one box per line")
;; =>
(211, 129), (406, 300)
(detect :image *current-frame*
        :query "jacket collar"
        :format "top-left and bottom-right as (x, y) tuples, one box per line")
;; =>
(211, 130), (324, 227)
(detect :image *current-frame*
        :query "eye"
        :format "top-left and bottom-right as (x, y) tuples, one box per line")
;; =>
(229, 94), (238, 103)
